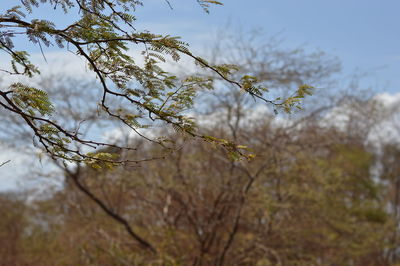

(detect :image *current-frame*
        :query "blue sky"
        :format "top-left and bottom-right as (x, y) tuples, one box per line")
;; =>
(135, 0), (400, 93)
(1, 0), (399, 93)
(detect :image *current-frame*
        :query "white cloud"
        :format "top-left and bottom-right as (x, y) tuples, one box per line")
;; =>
(374, 92), (400, 109)
(320, 92), (400, 148)
(368, 92), (400, 145)
(0, 146), (39, 191)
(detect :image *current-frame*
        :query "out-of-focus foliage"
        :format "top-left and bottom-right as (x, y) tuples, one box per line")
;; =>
(1, 97), (399, 265)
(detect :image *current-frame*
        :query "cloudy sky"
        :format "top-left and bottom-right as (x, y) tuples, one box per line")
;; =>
(137, 0), (400, 93)
(1, 0), (399, 91)
(3, 0), (398, 91)
(0, 0), (399, 190)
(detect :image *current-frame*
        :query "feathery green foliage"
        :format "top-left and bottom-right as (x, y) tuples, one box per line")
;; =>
(0, 0), (313, 164)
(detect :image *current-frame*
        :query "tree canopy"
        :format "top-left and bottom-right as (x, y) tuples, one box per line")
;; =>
(0, 90), (398, 264)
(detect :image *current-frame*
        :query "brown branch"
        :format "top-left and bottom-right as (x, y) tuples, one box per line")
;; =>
(64, 165), (157, 253)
